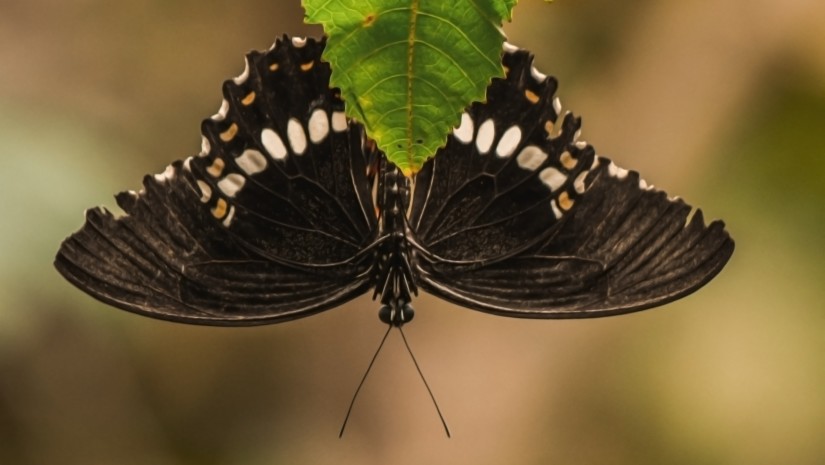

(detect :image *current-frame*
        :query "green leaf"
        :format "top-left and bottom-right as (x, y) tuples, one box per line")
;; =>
(304, 0), (517, 175)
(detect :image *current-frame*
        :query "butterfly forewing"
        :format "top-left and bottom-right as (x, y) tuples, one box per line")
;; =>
(411, 45), (734, 318)
(411, 51), (597, 266)
(55, 36), (378, 325)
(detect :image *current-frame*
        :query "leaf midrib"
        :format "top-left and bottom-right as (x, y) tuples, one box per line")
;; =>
(405, 0), (420, 174)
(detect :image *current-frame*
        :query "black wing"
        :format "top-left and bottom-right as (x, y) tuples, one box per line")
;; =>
(410, 44), (734, 318)
(55, 36), (378, 325)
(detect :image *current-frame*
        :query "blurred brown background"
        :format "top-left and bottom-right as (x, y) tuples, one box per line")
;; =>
(1, 1), (823, 464)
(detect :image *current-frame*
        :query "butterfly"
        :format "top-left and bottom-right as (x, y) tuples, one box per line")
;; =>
(55, 35), (734, 328)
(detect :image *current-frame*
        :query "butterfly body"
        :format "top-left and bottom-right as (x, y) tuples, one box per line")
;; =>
(373, 161), (418, 325)
(55, 36), (733, 325)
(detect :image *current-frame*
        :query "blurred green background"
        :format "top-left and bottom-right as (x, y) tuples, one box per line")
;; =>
(1, 1), (824, 464)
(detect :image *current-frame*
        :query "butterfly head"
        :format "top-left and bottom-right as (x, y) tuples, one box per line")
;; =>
(378, 301), (415, 327)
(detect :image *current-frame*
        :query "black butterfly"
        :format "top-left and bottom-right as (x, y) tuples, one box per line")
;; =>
(55, 36), (734, 327)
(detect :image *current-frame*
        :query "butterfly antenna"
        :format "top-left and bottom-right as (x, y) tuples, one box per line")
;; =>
(339, 324), (393, 438)
(398, 327), (451, 438)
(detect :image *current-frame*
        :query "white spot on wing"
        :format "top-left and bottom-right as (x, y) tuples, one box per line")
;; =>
(502, 42), (519, 53)
(575, 141), (587, 150)
(331, 111), (347, 132)
(530, 66), (547, 82)
(475, 119), (495, 154)
(218, 173), (246, 197)
(183, 157), (192, 172)
(236, 149), (267, 175)
(553, 97), (562, 115)
(574, 171), (588, 194)
(261, 128), (287, 160)
(154, 164), (175, 182)
(453, 112), (473, 144)
(551, 199), (563, 219)
(608, 161), (629, 179)
(200, 136), (211, 156)
(539, 166), (567, 192)
(496, 125), (522, 157)
(222, 205), (236, 227)
(292, 36), (307, 48)
(196, 180), (212, 202)
(308, 109), (330, 143)
(233, 57), (250, 85)
(212, 99), (229, 121)
(516, 146), (548, 171)
(287, 118), (307, 155)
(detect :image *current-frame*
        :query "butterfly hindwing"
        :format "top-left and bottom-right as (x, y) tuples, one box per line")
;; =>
(55, 36), (378, 325)
(411, 45), (734, 318)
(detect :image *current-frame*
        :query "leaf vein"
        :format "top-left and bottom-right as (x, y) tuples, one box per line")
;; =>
(416, 11), (500, 70)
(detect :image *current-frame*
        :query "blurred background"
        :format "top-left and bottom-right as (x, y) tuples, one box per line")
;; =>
(1, 0), (823, 464)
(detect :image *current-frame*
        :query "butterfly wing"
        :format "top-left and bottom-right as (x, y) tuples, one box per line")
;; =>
(410, 45), (734, 318)
(55, 36), (378, 325)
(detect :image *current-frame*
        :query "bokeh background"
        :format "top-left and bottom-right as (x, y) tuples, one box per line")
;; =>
(1, 1), (823, 464)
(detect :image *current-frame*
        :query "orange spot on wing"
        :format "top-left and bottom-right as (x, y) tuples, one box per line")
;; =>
(558, 191), (574, 211)
(212, 198), (228, 219)
(220, 123), (238, 142)
(560, 151), (577, 170)
(207, 158), (225, 177)
(241, 91), (256, 106)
